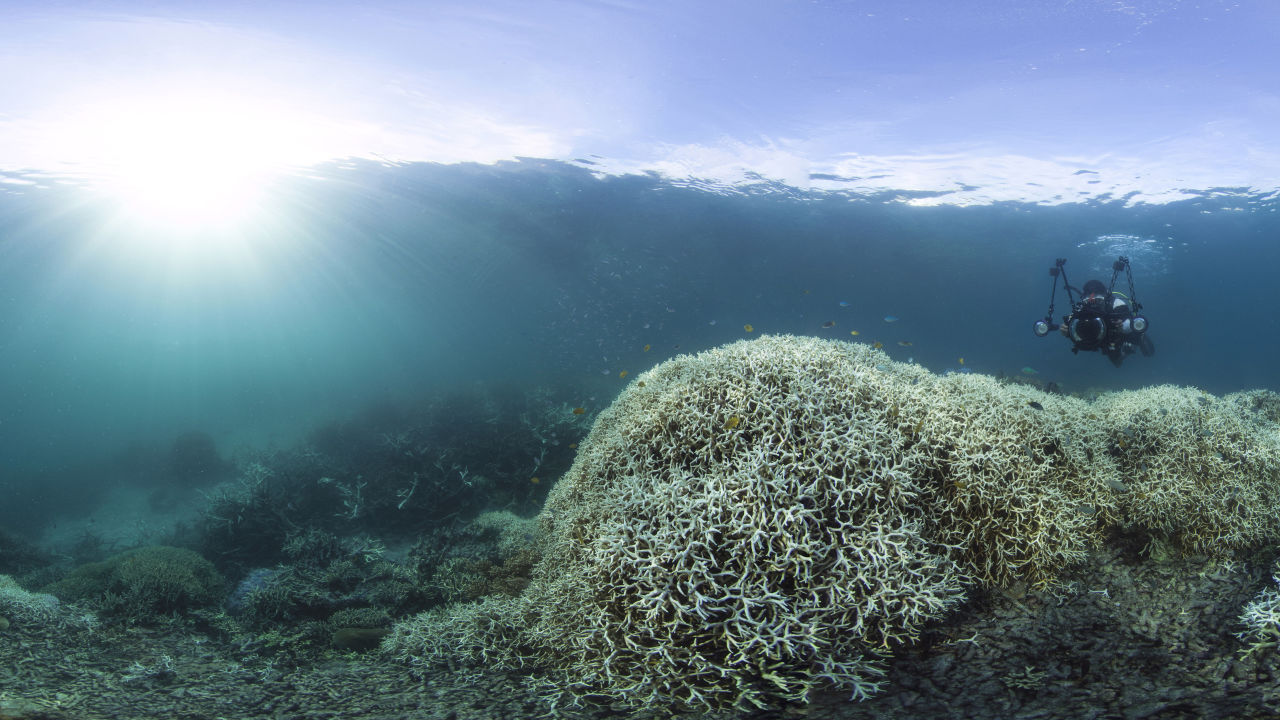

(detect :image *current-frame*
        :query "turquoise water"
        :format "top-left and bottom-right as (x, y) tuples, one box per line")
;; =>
(2, 159), (1276, 489)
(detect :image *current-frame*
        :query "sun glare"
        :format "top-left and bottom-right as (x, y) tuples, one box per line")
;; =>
(75, 92), (323, 233)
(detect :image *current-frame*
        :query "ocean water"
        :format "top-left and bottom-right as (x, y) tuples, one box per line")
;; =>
(1, 159), (1275, 486)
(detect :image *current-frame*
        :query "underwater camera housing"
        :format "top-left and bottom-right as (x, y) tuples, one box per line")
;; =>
(1033, 256), (1148, 340)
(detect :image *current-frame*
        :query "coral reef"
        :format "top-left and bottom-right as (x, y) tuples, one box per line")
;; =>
(1098, 386), (1280, 553)
(1238, 560), (1280, 659)
(0, 574), (62, 625)
(376, 335), (1280, 711)
(227, 530), (424, 629)
(44, 546), (223, 624)
(197, 387), (589, 571)
(410, 511), (543, 604)
(388, 336), (970, 709)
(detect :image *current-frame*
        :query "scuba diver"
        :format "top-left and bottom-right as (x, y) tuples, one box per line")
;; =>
(1033, 257), (1154, 367)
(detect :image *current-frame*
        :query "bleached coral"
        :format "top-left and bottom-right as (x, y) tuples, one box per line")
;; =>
(471, 510), (542, 560)
(1224, 388), (1280, 425)
(0, 574), (62, 624)
(1095, 386), (1280, 553)
(909, 373), (1122, 587)
(390, 336), (968, 709)
(386, 335), (1280, 711)
(1238, 570), (1280, 658)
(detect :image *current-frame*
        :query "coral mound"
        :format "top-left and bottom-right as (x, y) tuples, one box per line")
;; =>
(385, 335), (1280, 711)
(45, 546), (223, 624)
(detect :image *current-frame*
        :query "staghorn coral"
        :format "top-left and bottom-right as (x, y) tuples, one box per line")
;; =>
(909, 372), (1122, 587)
(389, 336), (969, 709)
(1238, 561), (1280, 658)
(1225, 388), (1280, 425)
(1095, 386), (1280, 553)
(386, 335), (1280, 712)
(0, 574), (62, 625)
(44, 546), (223, 624)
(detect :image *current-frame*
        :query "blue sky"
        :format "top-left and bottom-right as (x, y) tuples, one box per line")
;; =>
(1, 0), (1277, 204)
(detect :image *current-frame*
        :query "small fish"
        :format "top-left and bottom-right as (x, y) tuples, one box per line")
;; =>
(849, 330), (860, 336)
(872, 341), (883, 349)
(1028, 401), (1044, 411)
(530, 476), (540, 484)
(569, 443), (578, 449)
(637, 380), (646, 388)
(619, 370), (628, 379)
(1021, 366), (1039, 375)
(803, 289), (811, 295)
(883, 315), (899, 323)
(958, 357), (965, 365)
(708, 319), (717, 326)
(643, 344), (651, 352)
(897, 341), (912, 347)
(572, 407), (586, 415)
(838, 301), (850, 307)
(724, 415), (741, 429)
(1107, 479), (1129, 493)
(744, 323), (754, 332)
(822, 321), (836, 328)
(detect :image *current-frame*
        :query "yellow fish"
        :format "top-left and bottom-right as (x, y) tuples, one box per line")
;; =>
(872, 341), (883, 349)
(958, 357), (965, 365)
(529, 476), (540, 484)
(637, 380), (645, 388)
(572, 407), (586, 415)
(724, 415), (741, 429)
(850, 330), (860, 336)
(643, 344), (651, 352)
(619, 370), (628, 379)
(744, 323), (754, 333)
(569, 443), (578, 449)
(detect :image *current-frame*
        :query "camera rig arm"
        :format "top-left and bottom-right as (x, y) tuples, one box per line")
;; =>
(1033, 258), (1076, 337)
